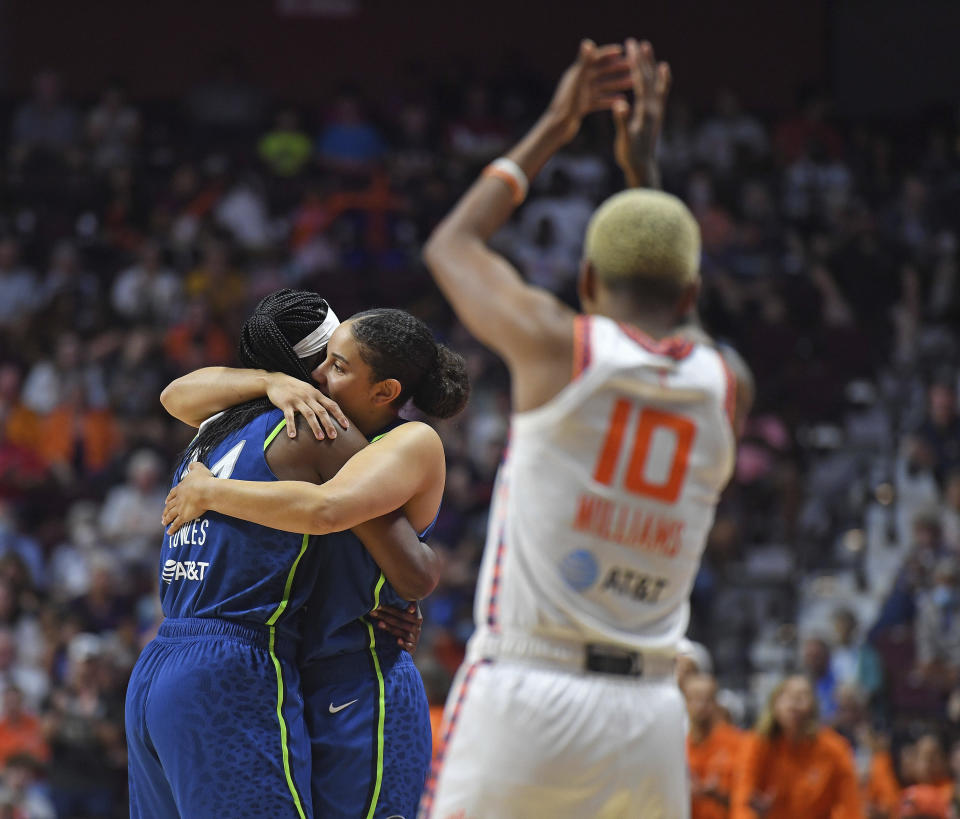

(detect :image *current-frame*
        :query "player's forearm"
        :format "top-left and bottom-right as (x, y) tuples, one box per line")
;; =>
(351, 514), (440, 600)
(187, 477), (327, 533)
(197, 474), (404, 536)
(160, 367), (271, 427)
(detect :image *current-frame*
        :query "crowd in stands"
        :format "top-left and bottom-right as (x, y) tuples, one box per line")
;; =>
(0, 57), (958, 816)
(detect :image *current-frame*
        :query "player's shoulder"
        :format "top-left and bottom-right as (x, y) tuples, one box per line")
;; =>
(373, 420), (443, 457)
(506, 287), (576, 357)
(268, 413), (369, 477)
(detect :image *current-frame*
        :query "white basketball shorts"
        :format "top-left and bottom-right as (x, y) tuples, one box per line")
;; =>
(419, 658), (690, 819)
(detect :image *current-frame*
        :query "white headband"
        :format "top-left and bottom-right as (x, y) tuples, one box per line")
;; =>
(292, 306), (340, 358)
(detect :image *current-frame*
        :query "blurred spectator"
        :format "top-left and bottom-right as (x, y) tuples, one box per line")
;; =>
(390, 101), (441, 187)
(38, 240), (102, 336)
(518, 168), (593, 279)
(773, 91), (843, 164)
(215, 173), (271, 250)
(831, 608), (883, 701)
(873, 510), (946, 636)
(0, 688), (48, 767)
(99, 164), (148, 252)
(107, 328), (169, 433)
(98, 449), (165, 567)
(512, 216), (577, 292)
(85, 82), (140, 172)
(47, 502), (100, 600)
(110, 240), (182, 326)
(21, 333), (108, 417)
(0, 630), (47, 713)
(69, 559), (133, 635)
(802, 636), (839, 721)
(695, 89), (768, 175)
(0, 239), (39, 333)
(0, 504), (44, 591)
(914, 378), (960, 490)
(446, 82), (509, 161)
(684, 672), (743, 819)
(0, 573), (44, 670)
(0, 365), (41, 454)
(899, 734), (953, 818)
(43, 634), (124, 818)
(915, 558), (960, 690)
(864, 732), (902, 819)
(0, 753), (55, 819)
(21, 333), (118, 482)
(950, 738), (960, 818)
(732, 675), (862, 818)
(183, 239), (248, 321)
(316, 92), (386, 171)
(163, 298), (233, 372)
(258, 109), (312, 178)
(678, 639), (715, 688)
(8, 70), (79, 170)
(944, 470), (960, 552)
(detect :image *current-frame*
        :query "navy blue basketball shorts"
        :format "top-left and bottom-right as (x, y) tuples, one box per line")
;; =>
(303, 647), (432, 819)
(125, 618), (312, 819)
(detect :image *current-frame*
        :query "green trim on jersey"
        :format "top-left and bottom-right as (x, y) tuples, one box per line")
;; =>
(268, 625), (307, 819)
(264, 419), (287, 451)
(267, 534), (310, 627)
(265, 532), (311, 818)
(362, 573), (388, 819)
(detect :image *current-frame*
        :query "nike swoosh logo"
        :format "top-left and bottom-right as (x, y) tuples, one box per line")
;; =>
(328, 699), (359, 713)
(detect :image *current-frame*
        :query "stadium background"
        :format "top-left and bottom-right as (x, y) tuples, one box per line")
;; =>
(0, 0), (960, 814)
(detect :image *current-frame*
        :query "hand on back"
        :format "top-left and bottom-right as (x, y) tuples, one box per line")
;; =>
(265, 372), (349, 441)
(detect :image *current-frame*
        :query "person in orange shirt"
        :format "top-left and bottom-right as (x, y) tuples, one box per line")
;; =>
(685, 671), (744, 819)
(0, 687), (49, 767)
(863, 734), (902, 818)
(899, 734), (953, 818)
(731, 674), (864, 819)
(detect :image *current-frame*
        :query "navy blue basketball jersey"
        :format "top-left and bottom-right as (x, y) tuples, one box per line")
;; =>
(160, 409), (321, 644)
(299, 422), (438, 664)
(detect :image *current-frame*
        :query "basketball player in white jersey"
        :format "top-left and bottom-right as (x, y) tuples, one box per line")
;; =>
(418, 39), (753, 819)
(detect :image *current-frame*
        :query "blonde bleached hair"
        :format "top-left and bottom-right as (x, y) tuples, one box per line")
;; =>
(584, 189), (701, 297)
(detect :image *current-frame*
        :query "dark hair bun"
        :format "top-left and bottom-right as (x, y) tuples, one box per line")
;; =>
(413, 344), (470, 419)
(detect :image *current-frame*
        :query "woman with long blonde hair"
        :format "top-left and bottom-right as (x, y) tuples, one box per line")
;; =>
(732, 674), (864, 818)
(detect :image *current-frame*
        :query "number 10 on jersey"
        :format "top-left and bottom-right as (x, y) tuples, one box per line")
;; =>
(593, 400), (696, 504)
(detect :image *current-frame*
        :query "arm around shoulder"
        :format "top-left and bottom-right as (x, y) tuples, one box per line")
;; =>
(160, 367), (272, 428)
(307, 421), (445, 535)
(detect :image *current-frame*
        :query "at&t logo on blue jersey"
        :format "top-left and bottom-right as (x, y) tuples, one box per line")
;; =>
(162, 559), (211, 584)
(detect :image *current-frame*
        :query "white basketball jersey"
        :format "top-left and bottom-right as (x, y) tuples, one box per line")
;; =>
(472, 314), (736, 654)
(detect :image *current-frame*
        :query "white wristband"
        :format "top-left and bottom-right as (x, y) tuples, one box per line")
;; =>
(487, 157), (529, 203)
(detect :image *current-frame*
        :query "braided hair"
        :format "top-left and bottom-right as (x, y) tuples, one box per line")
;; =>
(350, 308), (469, 419)
(183, 289), (332, 467)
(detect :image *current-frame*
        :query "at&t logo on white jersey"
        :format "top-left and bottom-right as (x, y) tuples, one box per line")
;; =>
(162, 559), (211, 584)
